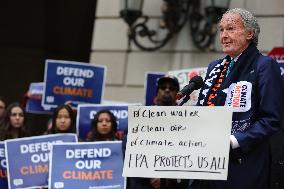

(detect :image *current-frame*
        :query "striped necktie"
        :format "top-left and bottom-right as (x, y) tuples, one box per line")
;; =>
(226, 58), (235, 77)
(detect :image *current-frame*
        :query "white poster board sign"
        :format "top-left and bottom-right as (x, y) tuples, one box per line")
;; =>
(123, 106), (232, 180)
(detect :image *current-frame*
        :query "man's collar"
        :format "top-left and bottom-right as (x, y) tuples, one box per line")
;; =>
(232, 53), (241, 62)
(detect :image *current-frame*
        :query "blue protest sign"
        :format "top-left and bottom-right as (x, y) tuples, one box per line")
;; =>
(0, 142), (8, 189)
(49, 141), (125, 189)
(26, 82), (53, 114)
(145, 72), (165, 106)
(5, 134), (78, 189)
(77, 104), (130, 141)
(42, 60), (106, 107)
(29, 82), (44, 95)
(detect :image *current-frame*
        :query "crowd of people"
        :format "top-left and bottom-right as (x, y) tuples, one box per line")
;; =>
(0, 100), (119, 142)
(0, 98), (122, 189)
(0, 7), (283, 189)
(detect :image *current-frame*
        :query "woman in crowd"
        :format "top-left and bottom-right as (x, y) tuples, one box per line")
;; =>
(47, 104), (76, 134)
(87, 109), (118, 141)
(39, 104), (77, 189)
(0, 102), (30, 140)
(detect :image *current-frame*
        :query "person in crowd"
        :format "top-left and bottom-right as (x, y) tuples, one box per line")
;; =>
(153, 75), (180, 106)
(39, 104), (76, 189)
(0, 96), (7, 123)
(0, 102), (30, 140)
(127, 75), (189, 189)
(193, 8), (284, 189)
(46, 104), (76, 134)
(87, 109), (118, 141)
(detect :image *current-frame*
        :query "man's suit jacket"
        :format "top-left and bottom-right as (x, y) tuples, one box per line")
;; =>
(196, 44), (284, 189)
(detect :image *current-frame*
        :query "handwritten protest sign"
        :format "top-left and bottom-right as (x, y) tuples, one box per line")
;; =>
(42, 59), (106, 108)
(0, 142), (7, 189)
(5, 134), (77, 189)
(123, 106), (232, 180)
(49, 141), (125, 189)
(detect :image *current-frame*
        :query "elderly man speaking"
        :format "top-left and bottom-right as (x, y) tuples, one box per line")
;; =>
(194, 8), (283, 189)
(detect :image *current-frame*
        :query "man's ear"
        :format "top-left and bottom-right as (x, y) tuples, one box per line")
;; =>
(246, 30), (254, 41)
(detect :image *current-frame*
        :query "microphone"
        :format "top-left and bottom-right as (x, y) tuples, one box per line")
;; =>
(176, 76), (204, 100)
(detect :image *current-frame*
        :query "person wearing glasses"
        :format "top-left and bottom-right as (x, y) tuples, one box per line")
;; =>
(154, 75), (180, 106)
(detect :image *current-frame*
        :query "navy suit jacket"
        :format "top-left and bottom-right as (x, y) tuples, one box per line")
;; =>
(196, 44), (284, 189)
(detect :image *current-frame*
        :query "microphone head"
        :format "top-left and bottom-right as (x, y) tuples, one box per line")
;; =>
(190, 76), (204, 90)
(188, 71), (199, 80)
(176, 76), (204, 100)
